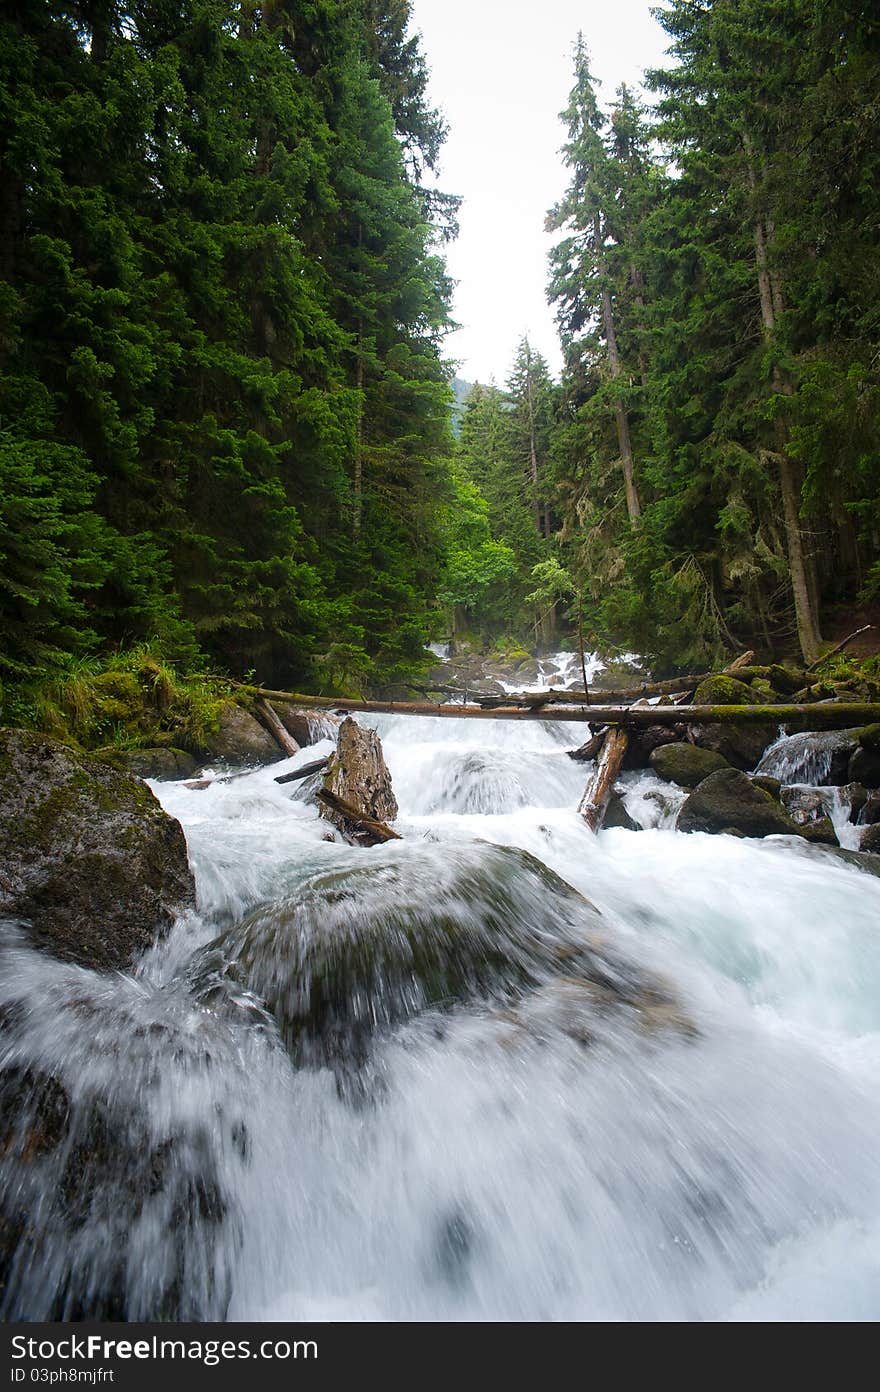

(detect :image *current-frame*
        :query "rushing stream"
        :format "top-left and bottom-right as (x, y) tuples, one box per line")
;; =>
(2, 678), (880, 1321)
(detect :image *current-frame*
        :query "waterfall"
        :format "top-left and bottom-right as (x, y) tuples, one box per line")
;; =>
(3, 710), (880, 1321)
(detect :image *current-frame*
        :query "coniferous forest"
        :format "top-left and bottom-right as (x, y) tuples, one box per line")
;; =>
(2, 0), (880, 726)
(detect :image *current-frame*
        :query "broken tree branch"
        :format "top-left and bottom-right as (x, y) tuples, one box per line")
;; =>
(805, 625), (875, 673)
(315, 788), (402, 843)
(274, 757), (330, 785)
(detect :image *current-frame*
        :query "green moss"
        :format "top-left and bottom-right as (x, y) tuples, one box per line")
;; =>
(694, 675), (762, 705)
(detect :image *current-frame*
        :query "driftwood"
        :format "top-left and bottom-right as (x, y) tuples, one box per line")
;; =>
(316, 788), (402, 843)
(182, 768), (260, 791)
(805, 624), (875, 673)
(567, 730), (608, 762)
(274, 757), (330, 785)
(725, 649), (756, 672)
(255, 698), (300, 756)
(578, 727), (630, 831)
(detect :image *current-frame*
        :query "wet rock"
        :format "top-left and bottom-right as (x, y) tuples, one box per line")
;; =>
(197, 702), (281, 766)
(649, 742), (729, 788)
(113, 747), (198, 781)
(319, 717), (397, 842)
(602, 792), (640, 831)
(857, 788), (880, 824)
(860, 823), (880, 854)
(677, 767), (803, 839)
(799, 817), (839, 846)
(758, 729), (860, 786)
(781, 786), (830, 825)
(750, 774), (782, 799)
(0, 729), (195, 972)
(272, 703), (342, 747)
(189, 843), (667, 1070)
(859, 723), (880, 753)
(624, 723), (684, 769)
(849, 746), (880, 789)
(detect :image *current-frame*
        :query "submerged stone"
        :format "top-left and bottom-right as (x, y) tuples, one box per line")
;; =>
(189, 842), (667, 1069)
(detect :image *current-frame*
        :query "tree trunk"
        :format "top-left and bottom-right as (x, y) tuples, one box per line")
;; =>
(596, 217), (641, 524)
(578, 727), (630, 831)
(353, 222), (364, 536)
(745, 141), (822, 665)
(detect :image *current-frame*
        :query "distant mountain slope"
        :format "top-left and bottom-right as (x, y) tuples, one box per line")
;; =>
(450, 376), (473, 437)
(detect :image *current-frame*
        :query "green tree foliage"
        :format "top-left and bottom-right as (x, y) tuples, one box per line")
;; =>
(544, 6), (880, 671)
(451, 351), (564, 647)
(0, 0), (457, 701)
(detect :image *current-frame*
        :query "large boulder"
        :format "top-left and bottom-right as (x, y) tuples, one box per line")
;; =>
(197, 701), (281, 766)
(649, 742), (729, 788)
(188, 843), (678, 1071)
(111, 747), (199, 781)
(677, 767), (804, 838)
(688, 675), (779, 770)
(850, 732), (880, 789)
(272, 702), (343, 746)
(623, 722), (685, 769)
(860, 823), (880, 854)
(0, 729), (194, 971)
(320, 717), (397, 842)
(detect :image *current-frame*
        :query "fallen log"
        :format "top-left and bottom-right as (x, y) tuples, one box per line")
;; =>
(567, 730), (608, 762)
(316, 788), (402, 843)
(193, 691), (880, 727)
(274, 757), (330, 785)
(578, 727), (630, 831)
(255, 698), (300, 756)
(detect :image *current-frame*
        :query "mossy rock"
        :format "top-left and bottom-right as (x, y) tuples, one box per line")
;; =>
(0, 728), (194, 971)
(114, 748), (199, 781)
(694, 674), (765, 705)
(649, 742), (729, 788)
(194, 700), (281, 766)
(799, 817), (839, 846)
(677, 767), (804, 839)
(188, 843), (672, 1069)
(750, 774), (782, 799)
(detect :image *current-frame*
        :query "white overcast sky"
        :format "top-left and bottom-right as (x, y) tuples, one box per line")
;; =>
(409, 0), (672, 384)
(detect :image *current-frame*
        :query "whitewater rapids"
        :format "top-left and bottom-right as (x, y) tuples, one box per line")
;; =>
(3, 694), (880, 1321)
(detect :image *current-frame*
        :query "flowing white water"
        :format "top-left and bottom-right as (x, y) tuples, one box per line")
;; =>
(497, 649), (643, 694)
(3, 711), (880, 1321)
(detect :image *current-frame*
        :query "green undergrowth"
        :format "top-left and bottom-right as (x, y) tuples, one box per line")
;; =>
(0, 646), (233, 754)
